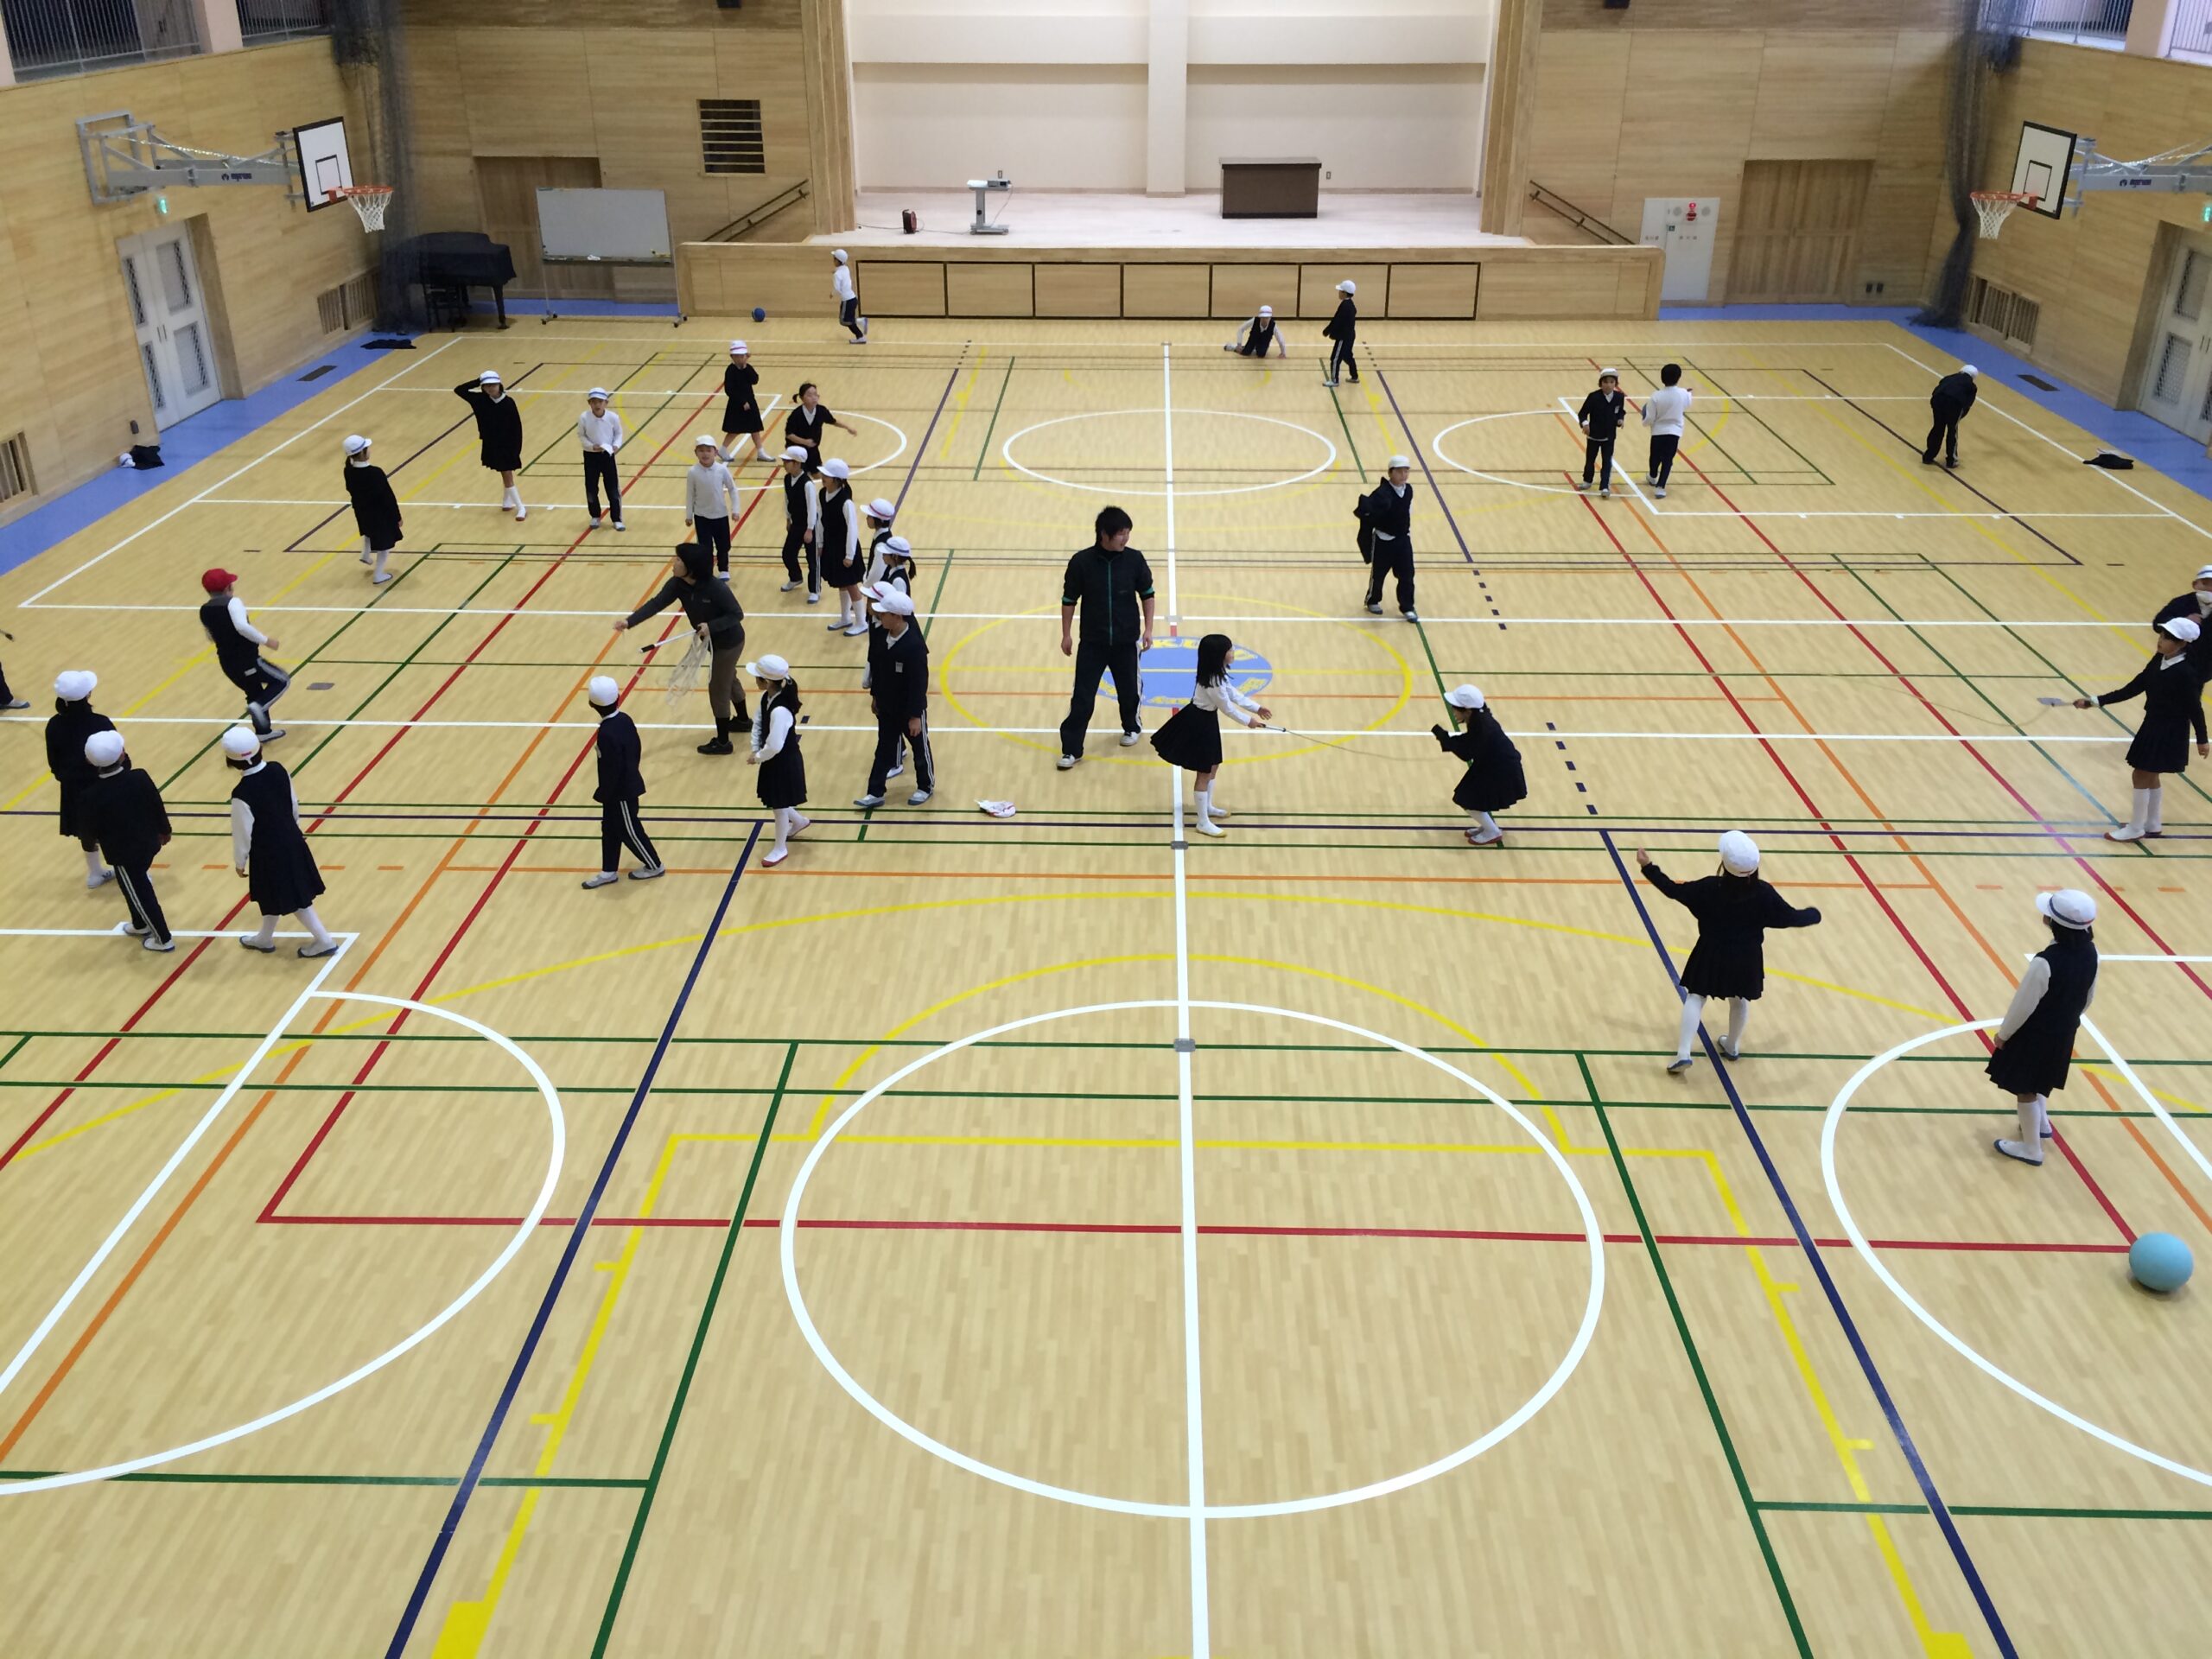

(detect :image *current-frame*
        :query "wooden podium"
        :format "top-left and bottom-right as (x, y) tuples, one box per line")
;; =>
(1219, 157), (1321, 219)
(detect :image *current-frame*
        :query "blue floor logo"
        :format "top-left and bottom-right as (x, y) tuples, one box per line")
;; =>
(1109, 638), (1273, 711)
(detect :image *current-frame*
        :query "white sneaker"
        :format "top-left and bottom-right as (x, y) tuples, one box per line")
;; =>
(842, 622), (867, 637)
(238, 934), (276, 952)
(628, 865), (664, 881)
(1573, 480), (1589, 493)
(86, 867), (115, 890)
(116, 919), (150, 937)
(298, 939), (341, 959)
(1994, 1138), (2044, 1166)
(828, 619), (848, 632)
(1654, 488), (1667, 499)
(1599, 487), (1612, 499)
(359, 549), (372, 564)
(1118, 729), (1141, 747)
(1057, 754), (1077, 770)
(1, 698), (27, 710)
(2106, 826), (2146, 842)
(589, 514), (604, 530)
(1666, 1057), (1694, 1075)
(887, 762), (904, 779)
(371, 571), (393, 586)
(806, 592), (822, 605)
(762, 846), (790, 867)
(1193, 817), (1225, 837)
(143, 935), (175, 952)
(1364, 601), (1382, 616)
(781, 581), (801, 592)
(1402, 610), (1419, 623)
(613, 520), (626, 532)
(582, 871), (621, 889)
(907, 790), (932, 805)
(717, 571), (731, 582)
(854, 793), (887, 808)
(788, 813), (810, 836)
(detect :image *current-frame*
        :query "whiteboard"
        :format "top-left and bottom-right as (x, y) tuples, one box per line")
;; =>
(536, 188), (671, 263)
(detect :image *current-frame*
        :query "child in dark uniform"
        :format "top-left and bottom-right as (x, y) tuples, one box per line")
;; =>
(719, 341), (766, 467)
(1430, 683), (1525, 847)
(1986, 889), (2099, 1166)
(46, 670), (115, 889)
(2071, 615), (2207, 842)
(778, 445), (820, 600)
(817, 458), (866, 637)
(81, 728), (174, 950)
(223, 725), (340, 957)
(861, 537), (917, 781)
(1322, 278), (1358, 387)
(583, 676), (663, 888)
(747, 654), (810, 867)
(1637, 832), (1822, 1074)
(454, 370), (525, 520)
(200, 568), (289, 740)
(1576, 368), (1626, 498)
(1151, 633), (1270, 838)
(342, 434), (403, 585)
(1224, 305), (1287, 358)
(781, 383), (855, 475)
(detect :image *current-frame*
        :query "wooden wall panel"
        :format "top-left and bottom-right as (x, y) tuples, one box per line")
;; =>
(946, 262), (1034, 317)
(858, 261), (947, 316)
(1473, 248), (1662, 319)
(1546, 0), (1932, 25)
(1034, 264), (1122, 318)
(1529, 33), (1630, 210)
(1298, 262), (1388, 318)
(1749, 35), (1896, 162)
(1386, 263), (1478, 319)
(1211, 263), (1299, 320)
(1122, 264), (1211, 318)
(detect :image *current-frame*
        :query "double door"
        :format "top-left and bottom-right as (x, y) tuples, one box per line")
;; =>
(2143, 232), (2212, 444)
(118, 226), (219, 429)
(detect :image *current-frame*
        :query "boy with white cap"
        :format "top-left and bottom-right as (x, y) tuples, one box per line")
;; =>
(1640, 364), (1693, 499)
(223, 725), (339, 957)
(863, 496), (900, 583)
(861, 537), (917, 779)
(342, 434), (403, 583)
(817, 458), (866, 635)
(1923, 364), (1978, 468)
(2070, 614), (2208, 842)
(1430, 685), (1524, 847)
(683, 436), (741, 577)
(855, 588), (932, 807)
(582, 676), (664, 888)
(778, 445), (821, 599)
(719, 342), (765, 465)
(1321, 279), (1358, 387)
(454, 371), (525, 520)
(2154, 564), (2212, 672)
(200, 568), (288, 740)
(830, 250), (868, 344)
(1360, 457), (1418, 623)
(81, 728), (174, 950)
(1576, 369), (1626, 498)
(1636, 832), (1823, 1074)
(578, 390), (626, 532)
(1224, 304), (1287, 359)
(747, 654), (809, 866)
(1986, 888), (2099, 1166)
(46, 670), (116, 889)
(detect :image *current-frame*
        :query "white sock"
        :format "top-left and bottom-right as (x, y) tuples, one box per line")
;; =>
(296, 907), (334, 949)
(2035, 1094), (2050, 1136)
(1196, 785), (1212, 821)
(85, 846), (109, 879)
(502, 485), (518, 509)
(371, 548), (389, 580)
(2125, 786), (2152, 836)
(1675, 994), (1707, 1063)
(2015, 1096), (2044, 1153)
(1726, 998), (1750, 1054)
(772, 807), (793, 853)
(1472, 810), (1499, 840)
(2145, 785), (2164, 834)
(251, 915), (278, 947)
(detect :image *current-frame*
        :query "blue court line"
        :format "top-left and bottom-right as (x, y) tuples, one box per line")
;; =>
(380, 822), (762, 1658)
(1596, 827), (2018, 1658)
(892, 350), (968, 517)
(473, 296), (682, 321)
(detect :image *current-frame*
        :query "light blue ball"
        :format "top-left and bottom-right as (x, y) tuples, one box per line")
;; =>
(2129, 1231), (2194, 1294)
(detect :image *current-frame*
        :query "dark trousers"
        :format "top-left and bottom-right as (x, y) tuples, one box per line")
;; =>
(0, 660), (12, 703)
(601, 798), (659, 873)
(782, 523), (818, 593)
(708, 642), (748, 730)
(695, 514), (733, 574)
(114, 862), (171, 944)
(1648, 434), (1681, 487)
(1582, 437), (1615, 489)
(226, 657), (290, 731)
(869, 706), (933, 795)
(1365, 534), (1416, 613)
(584, 451), (622, 521)
(1923, 400), (1965, 463)
(839, 296), (865, 340)
(1326, 336), (1358, 383)
(1059, 637), (1143, 758)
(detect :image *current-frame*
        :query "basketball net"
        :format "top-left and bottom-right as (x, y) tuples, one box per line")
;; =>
(1970, 191), (2034, 240)
(327, 185), (394, 233)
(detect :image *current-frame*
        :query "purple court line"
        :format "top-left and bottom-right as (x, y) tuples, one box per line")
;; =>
(1372, 365), (1475, 567)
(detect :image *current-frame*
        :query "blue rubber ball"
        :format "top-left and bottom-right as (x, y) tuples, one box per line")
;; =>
(2129, 1231), (2194, 1294)
(753, 306), (766, 321)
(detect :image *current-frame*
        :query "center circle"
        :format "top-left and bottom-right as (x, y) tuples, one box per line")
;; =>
(1431, 408), (1605, 495)
(779, 998), (1605, 1520)
(1000, 408), (1338, 498)
(1117, 638), (1272, 712)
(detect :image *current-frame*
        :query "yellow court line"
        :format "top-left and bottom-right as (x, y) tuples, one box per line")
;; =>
(931, 348), (988, 461)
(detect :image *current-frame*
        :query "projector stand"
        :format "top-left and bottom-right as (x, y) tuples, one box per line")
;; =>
(968, 175), (1011, 235)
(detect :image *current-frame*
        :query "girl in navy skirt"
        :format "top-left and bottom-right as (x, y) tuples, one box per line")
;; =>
(1637, 831), (1822, 1074)
(1431, 683), (1525, 847)
(747, 654), (810, 866)
(1986, 888), (2099, 1166)
(719, 341), (766, 467)
(2071, 615), (2207, 842)
(223, 725), (339, 957)
(1151, 633), (1269, 837)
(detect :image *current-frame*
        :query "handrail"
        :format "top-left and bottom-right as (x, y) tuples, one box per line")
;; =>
(705, 180), (811, 244)
(1527, 181), (1636, 247)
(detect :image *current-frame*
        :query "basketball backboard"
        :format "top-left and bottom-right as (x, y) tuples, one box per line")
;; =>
(2011, 121), (2077, 219)
(293, 117), (354, 211)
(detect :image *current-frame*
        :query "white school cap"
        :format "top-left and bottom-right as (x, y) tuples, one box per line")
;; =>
(85, 730), (125, 768)
(870, 588), (915, 617)
(883, 534), (911, 556)
(54, 671), (97, 701)
(220, 725), (262, 760)
(1961, 365), (1979, 377)
(1337, 279), (1356, 294)
(2159, 614), (2202, 643)
(2037, 888), (2096, 929)
(2194, 564), (2212, 582)
(1258, 304), (1273, 317)
(343, 433), (371, 455)
(1442, 684), (1485, 710)
(783, 445), (810, 462)
(694, 434), (721, 451)
(586, 388), (609, 402)
(1718, 830), (1761, 875)
(1388, 454), (1410, 470)
(821, 458), (850, 480)
(587, 675), (621, 708)
(833, 249), (849, 264)
(867, 497), (896, 521)
(728, 340), (747, 354)
(479, 369), (501, 385)
(1598, 366), (1619, 380)
(746, 653), (790, 681)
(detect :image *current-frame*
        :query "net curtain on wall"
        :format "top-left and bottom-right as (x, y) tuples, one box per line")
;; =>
(1922, 0), (2027, 328)
(330, 0), (425, 331)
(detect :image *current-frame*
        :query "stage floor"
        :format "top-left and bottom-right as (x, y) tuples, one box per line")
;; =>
(835, 188), (1511, 248)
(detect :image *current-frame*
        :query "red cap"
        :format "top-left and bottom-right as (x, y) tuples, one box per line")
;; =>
(201, 568), (238, 593)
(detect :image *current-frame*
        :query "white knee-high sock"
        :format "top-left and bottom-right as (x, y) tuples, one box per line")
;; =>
(371, 548), (390, 580)
(772, 807), (793, 853)
(1675, 994), (1707, 1063)
(296, 906), (334, 949)
(1471, 810), (1500, 840)
(1196, 785), (1213, 821)
(251, 914), (278, 947)
(1726, 998), (1750, 1054)
(2124, 786), (2152, 835)
(2145, 785), (2164, 834)
(2013, 1097), (2044, 1158)
(2035, 1093), (2050, 1135)
(85, 846), (109, 879)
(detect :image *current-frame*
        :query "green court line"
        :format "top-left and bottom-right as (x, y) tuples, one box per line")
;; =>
(0, 1033), (29, 1077)
(594, 1039), (798, 1655)
(970, 357), (1016, 480)
(1325, 375), (1366, 480)
(1758, 1498), (2212, 1522)
(517, 354), (701, 474)
(0, 1469), (643, 1489)
(1683, 357), (1835, 487)
(1584, 1061), (1811, 1656)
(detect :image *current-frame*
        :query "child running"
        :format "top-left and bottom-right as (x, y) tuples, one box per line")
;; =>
(200, 568), (288, 740)
(1150, 633), (1270, 838)
(746, 654), (809, 866)
(342, 434), (403, 583)
(1430, 684), (1525, 848)
(1637, 832), (1822, 1073)
(1986, 889), (2099, 1166)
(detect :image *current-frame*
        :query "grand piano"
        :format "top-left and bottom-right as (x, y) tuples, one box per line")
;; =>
(387, 232), (518, 329)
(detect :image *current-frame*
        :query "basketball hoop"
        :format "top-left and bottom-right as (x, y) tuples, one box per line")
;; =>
(1970, 191), (2035, 239)
(327, 184), (393, 232)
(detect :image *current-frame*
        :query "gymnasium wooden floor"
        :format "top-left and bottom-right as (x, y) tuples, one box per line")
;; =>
(0, 315), (2208, 1658)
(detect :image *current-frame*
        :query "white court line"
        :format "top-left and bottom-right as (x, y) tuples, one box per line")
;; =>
(1162, 344), (1180, 625)
(0, 986), (565, 1496)
(16, 339), (461, 609)
(512, 332), (1959, 348)
(2082, 1016), (2212, 1185)
(2097, 954), (2212, 963)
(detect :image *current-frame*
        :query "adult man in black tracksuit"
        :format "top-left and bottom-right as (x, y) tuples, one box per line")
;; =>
(1361, 457), (1417, 622)
(1058, 505), (1157, 768)
(1923, 364), (1978, 467)
(1322, 279), (1359, 387)
(80, 728), (175, 950)
(582, 675), (663, 888)
(857, 588), (933, 807)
